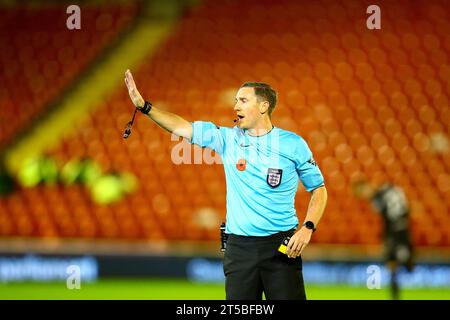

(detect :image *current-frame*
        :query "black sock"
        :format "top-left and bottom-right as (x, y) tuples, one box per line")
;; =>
(391, 271), (399, 300)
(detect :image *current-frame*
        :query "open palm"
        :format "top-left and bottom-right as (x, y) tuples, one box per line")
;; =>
(124, 69), (144, 108)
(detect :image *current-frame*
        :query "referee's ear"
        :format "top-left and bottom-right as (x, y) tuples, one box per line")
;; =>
(259, 101), (270, 115)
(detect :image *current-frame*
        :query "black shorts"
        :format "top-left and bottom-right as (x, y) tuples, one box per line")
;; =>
(223, 229), (306, 300)
(385, 231), (414, 270)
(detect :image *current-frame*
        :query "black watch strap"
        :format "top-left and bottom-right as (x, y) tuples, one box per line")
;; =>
(139, 100), (152, 115)
(303, 221), (316, 232)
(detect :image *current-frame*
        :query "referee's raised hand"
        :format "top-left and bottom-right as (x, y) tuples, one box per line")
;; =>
(285, 227), (313, 258)
(125, 69), (145, 109)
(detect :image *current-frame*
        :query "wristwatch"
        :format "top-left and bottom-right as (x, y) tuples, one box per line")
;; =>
(303, 221), (316, 232)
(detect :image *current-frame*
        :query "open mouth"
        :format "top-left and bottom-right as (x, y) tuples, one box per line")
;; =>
(237, 115), (244, 119)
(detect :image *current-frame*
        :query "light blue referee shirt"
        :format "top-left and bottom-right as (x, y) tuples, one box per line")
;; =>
(190, 121), (324, 236)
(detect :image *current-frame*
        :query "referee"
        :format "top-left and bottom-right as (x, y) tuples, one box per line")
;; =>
(125, 70), (328, 300)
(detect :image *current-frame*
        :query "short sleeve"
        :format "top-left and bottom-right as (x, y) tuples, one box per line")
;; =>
(190, 121), (227, 155)
(294, 137), (325, 192)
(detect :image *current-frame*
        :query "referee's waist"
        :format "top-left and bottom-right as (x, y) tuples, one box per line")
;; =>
(228, 229), (295, 241)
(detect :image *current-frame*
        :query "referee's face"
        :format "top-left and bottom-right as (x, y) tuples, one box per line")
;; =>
(234, 87), (262, 129)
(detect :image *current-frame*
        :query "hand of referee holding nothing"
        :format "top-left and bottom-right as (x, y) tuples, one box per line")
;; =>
(124, 69), (145, 109)
(285, 227), (313, 259)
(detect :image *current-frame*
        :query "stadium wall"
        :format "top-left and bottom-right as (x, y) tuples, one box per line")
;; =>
(1, 253), (449, 289)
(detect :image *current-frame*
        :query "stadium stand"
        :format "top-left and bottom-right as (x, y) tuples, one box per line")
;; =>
(0, 0), (449, 248)
(0, 3), (139, 149)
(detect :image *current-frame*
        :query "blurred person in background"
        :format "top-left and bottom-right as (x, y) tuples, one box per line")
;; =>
(60, 157), (102, 186)
(17, 154), (58, 187)
(352, 179), (415, 300)
(124, 69), (327, 300)
(0, 160), (15, 196)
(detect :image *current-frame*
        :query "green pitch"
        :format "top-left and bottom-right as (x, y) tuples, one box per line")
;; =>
(1, 279), (449, 300)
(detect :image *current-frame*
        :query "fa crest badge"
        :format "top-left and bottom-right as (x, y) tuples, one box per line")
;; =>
(267, 168), (283, 188)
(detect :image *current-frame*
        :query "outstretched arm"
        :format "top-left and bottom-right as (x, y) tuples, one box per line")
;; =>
(285, 185), (328, 258)
(125, 69), (192, 140)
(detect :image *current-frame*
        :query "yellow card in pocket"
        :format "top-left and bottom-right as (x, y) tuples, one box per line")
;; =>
(278, 237), (290, 255)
